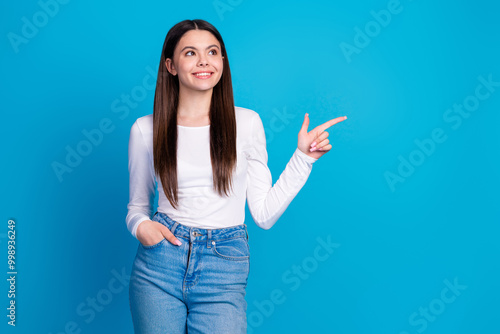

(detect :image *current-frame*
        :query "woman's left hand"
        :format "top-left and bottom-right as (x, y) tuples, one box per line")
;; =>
(298, 113), (347, 159)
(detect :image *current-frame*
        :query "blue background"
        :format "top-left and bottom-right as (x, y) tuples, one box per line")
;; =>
(1, 0), (499, 333)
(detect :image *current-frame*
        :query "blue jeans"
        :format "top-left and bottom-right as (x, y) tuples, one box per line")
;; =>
(129, 211), (250, 333)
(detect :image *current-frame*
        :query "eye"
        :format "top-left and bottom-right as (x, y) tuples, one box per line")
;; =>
(185, 49), (218, 56)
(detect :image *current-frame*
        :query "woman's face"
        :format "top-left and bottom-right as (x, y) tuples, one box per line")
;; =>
(166, 29), (224, 93)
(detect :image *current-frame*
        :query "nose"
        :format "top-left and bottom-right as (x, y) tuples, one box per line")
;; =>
(198, 56), (208, 66)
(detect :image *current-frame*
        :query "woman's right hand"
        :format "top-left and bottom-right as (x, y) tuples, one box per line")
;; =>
(136, 220), (182, 247)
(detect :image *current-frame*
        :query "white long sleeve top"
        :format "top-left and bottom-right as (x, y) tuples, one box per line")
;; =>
(126, 106), (318, 240)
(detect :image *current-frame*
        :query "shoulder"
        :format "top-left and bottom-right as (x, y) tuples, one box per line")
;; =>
(235, 106), (260, 119)
(235, 106), (262, 127)
(234, 107), (266, 152)
(131, 114), (153, 136)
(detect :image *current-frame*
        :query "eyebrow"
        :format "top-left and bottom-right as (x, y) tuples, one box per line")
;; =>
(180, 45), (220, 52)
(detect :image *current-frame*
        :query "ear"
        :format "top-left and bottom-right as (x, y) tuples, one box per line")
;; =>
(165, 58), (177, 76)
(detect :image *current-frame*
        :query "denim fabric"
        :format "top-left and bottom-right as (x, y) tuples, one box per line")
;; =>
(129, 211), (250, 333)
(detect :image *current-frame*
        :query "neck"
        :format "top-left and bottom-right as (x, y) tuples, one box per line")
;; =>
(177, 86), (212, 119)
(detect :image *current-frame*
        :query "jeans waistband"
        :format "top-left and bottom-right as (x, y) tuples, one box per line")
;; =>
(152, 211), (249, 246)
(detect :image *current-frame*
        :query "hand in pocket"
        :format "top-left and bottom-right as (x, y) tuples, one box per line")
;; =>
(136, 220), (182, 247)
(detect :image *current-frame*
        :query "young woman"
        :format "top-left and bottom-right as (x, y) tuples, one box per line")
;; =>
(127, 19), (346, 333)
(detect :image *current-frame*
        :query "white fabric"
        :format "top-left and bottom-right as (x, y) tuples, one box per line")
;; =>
(126, 106), (318, 240)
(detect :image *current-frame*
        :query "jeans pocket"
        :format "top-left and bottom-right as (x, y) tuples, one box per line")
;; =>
(140, 212), (166, 249)
(140, 238), (166, 249)
(212, 236), (250, 261)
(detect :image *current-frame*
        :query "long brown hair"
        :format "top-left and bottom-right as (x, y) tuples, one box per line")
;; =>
(153, 19), (237, 210)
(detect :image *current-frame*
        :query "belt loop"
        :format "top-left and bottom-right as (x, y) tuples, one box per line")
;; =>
(207, 229), (212, 248)
(170, 221), (179, 235)
(244, 224), (249, 241)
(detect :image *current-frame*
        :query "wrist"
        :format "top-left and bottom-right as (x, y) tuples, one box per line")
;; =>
(295, 147), (319, 163)
(136, 219), (151, 239)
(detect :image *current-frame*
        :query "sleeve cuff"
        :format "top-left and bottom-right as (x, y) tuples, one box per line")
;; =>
(132, 217), (151, 240)
(294, 147), (318, 164)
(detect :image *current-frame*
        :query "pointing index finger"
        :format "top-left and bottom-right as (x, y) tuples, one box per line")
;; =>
(314, 116), (347, 133)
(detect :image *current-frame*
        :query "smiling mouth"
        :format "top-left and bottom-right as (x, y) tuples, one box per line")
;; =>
(192, 72), (213, 79)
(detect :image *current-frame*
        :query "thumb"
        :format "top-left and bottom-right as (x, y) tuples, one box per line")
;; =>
(300, 113), (310, 133)
(161, 225), (182, 246)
